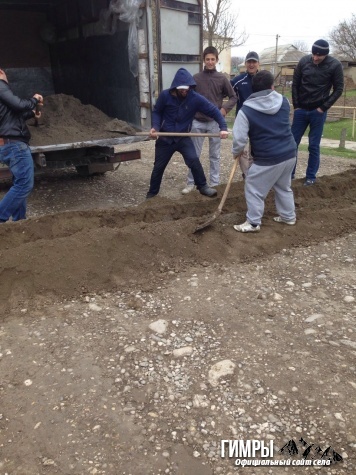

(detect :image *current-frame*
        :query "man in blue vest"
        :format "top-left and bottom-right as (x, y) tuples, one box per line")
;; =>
(232, 70), (297, 233)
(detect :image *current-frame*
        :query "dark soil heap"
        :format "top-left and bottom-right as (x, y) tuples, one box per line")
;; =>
(29, 94), (136, 146)
(0, 168), (356, 313)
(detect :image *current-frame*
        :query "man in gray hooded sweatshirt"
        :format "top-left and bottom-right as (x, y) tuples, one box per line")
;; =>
(232, 70), (297, 233)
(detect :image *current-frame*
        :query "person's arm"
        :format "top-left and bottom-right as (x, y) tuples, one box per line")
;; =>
(197, 94), (228, 131)
(151, 92), (166, 131)
(221, 79), (237, 115)
(319, 62), (344, 111)
(197, 95), (229, 138)
(0, 81), (39, 112)
(23, 110), (36, 121)
(232, 111), (249, 157)
(291, 62), (302, 109)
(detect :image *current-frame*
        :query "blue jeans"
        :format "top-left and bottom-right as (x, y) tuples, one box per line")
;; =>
(148, 138), (207, 195)
(0, 141), (34, 222)
(291, 108), (326, 180)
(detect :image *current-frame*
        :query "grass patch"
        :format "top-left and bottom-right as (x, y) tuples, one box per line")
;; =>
(275, 87), (356, 100)
(226, 112), (355, 143)
(298, 143), (356, 159)
(322, 119), (355, 142)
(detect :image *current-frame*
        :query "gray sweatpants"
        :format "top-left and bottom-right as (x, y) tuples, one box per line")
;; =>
(187, 119), (221, 186)
(245, 157), (296, 226)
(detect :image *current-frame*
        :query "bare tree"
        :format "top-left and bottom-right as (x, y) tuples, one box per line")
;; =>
(203, 0), (248, 54)
(292, 40), (310, 53)
(231, 56), (244, 73)
(329, 13), (356, 60)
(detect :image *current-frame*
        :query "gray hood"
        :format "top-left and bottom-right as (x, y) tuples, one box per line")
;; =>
(243, 89), (283, 115)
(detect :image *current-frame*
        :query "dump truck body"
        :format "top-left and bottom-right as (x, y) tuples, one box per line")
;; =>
(0, 0), (203, 178)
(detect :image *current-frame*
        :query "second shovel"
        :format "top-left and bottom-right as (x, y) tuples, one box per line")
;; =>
(194, 157), (239, 233)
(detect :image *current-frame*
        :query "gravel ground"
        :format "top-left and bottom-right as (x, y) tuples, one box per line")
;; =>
(1, 233), (355, 474)
(0, 138), (355, 474)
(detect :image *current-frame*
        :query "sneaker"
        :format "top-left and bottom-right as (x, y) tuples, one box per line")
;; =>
(303, 179), (315, 186)
(233, 221), (260, 233)
(146, 192), (157, 199)
(199, 185), (217, 197)
(181, 184), (195, 194)
(273, 216), (296, 225)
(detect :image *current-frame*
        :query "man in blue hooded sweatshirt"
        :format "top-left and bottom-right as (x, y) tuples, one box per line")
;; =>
(146, 68), (229, 199)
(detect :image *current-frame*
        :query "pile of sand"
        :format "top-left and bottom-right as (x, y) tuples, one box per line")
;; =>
(29, 94), (137, 146)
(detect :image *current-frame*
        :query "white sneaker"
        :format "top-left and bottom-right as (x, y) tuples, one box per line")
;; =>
(181, 184), (195, 194)
(273, 216), (296, 225)
(233, 221), (260, 233)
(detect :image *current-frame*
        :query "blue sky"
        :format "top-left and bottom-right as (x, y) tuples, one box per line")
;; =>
(230, 0), (355, 58)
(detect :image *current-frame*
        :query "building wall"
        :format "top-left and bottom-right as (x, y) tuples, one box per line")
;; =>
(344, 67), (356, 87)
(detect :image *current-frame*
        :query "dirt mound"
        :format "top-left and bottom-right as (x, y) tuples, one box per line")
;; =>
(0, 168), (356, 314)
(29, 94), (136, 146)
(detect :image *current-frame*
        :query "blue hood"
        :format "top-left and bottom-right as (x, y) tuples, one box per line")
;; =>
(170, 68), (196, 90)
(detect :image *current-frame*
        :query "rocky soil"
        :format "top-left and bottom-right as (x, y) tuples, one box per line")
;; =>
(0, 138), (355, 474)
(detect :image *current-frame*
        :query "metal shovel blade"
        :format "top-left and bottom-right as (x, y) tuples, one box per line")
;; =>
(194, 208), (223, 232)
(193, 157), (239, 233)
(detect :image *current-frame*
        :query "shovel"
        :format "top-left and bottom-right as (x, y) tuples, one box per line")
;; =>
(105, 120), (221, 138)
(134, 132), (221, 138)
(194, 157), (239, 233)
(29, 104), (42, 127)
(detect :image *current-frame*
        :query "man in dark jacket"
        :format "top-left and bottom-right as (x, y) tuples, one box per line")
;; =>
(291, 39), (344, 186)
(230, 51), (260, 116)
(0, 68), (43, 222)
(181, 46), (236, 194)
(232, 70), (297, 233)
(147, 67), (229, 199)
(230, 51), (260, 176)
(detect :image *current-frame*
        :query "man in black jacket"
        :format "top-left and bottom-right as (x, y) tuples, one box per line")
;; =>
(0, 68), (43, 222)
(291, 39), (344, 186)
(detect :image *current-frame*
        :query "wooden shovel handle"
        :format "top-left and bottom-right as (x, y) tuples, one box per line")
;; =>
(217, 157), (240, 213)
(135, 131), (221, 138)
(34, 103), (41, 127)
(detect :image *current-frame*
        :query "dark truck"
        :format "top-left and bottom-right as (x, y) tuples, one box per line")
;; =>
(0, 0), (203, 178)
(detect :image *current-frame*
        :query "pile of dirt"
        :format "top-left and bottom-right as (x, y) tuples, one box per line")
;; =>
(28, 94), (137, 146)
(0, 168), (356, 313)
